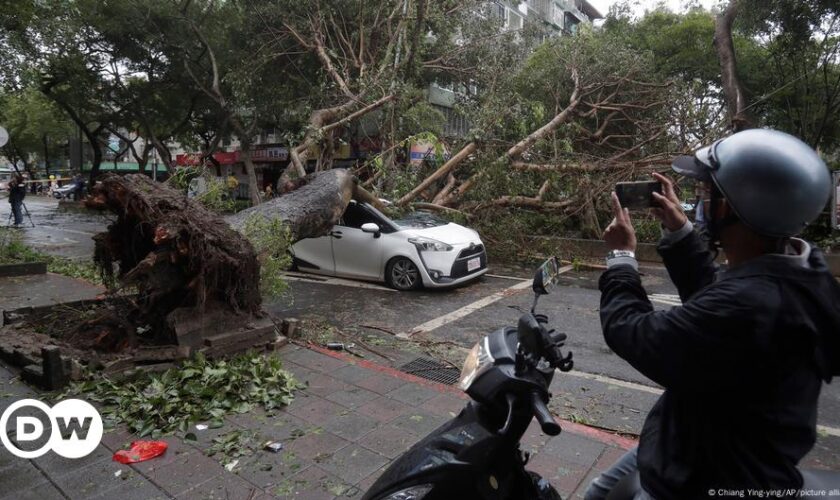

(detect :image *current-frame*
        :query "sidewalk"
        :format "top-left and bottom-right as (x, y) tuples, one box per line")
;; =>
(0, 343), (636, 499)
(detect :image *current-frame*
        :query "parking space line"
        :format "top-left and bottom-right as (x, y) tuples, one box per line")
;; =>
(400, 264), (575, 338)
(564, 369), (665, 395)
(561, 370), (840, 437)
(485, 273), (529, 282)
(648, 293), (683, 306)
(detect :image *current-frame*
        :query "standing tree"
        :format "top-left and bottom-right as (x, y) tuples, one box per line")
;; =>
(0, 87), (74, 177)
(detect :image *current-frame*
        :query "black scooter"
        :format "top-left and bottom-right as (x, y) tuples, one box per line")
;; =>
(363, 257), (574, 500)
(363, 257), (840, 500)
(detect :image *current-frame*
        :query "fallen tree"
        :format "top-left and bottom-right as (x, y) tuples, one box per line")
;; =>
(229, 168), (384, 242)
(84, 173), (262, 348)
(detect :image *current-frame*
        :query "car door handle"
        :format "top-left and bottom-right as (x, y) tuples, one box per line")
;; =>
(330, 231), (343, 239)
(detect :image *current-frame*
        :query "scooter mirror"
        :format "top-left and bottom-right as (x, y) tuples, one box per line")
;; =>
(533, 256), (561, 295)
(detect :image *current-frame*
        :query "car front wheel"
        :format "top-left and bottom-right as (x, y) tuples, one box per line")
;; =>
(386, 257), (422, 291)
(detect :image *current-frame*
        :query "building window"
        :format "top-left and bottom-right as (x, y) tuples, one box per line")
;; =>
(509, 11), (523, 30)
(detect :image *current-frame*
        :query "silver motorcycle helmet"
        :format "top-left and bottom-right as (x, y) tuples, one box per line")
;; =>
(672, 129), (831, 238)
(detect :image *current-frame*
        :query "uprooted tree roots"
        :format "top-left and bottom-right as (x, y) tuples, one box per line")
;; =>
(83, 174), (262, 350)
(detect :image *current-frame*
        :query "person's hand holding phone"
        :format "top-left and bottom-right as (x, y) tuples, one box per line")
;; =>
(650, 172), (688, 231)
(604, 192), (637, 252)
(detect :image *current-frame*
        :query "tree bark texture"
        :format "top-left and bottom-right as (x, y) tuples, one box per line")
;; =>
(714, 0), (753, 131)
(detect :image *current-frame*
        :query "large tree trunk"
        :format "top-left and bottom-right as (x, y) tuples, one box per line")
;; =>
(239, 144), (261, 206)
(229, 169), (354, 242)
(88, 140), (102, 184)
(714, 0), (753, 131)
(42, 135), (50, 177)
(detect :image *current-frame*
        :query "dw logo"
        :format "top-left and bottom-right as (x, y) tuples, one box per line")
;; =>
(0, 399), (103, 459)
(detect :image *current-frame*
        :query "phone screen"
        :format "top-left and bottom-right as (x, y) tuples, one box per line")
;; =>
(615, 181), (663, 209)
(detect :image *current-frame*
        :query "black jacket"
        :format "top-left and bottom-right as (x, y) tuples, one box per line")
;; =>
(599, 230), (840, 499)
(8, 183), (25, 204)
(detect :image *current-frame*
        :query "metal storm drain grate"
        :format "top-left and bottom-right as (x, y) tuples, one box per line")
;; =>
(399, 358), (461, 385)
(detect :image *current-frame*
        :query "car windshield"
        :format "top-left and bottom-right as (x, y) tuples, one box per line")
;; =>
(392, 211), (449, 229)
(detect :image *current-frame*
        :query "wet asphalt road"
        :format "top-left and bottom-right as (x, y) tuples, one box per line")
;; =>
(266, 269), (840, 433)
(10, 195), (839, 466)
(3, 194), (112, 260)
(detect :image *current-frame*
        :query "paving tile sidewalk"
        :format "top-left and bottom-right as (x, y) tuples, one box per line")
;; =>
(0, 344), (636, 499)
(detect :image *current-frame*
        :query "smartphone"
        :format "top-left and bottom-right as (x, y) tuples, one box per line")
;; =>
(615, 181), (663, 209)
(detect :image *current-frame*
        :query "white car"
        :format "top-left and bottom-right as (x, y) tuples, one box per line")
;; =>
(291, 201), (488, 290)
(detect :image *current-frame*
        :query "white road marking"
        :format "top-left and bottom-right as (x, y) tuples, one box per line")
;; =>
(648, 293), (683, 306)
(564, 370), (665, 395)
(400, 264), (575, 338)
(818, 425), (840, 438)
(485, 273), (530, 282)
(280, 272), (396, 292)
(561, 369), (840, 438)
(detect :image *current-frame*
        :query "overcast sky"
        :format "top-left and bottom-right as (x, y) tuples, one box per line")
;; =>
(588, 0), (719, 18)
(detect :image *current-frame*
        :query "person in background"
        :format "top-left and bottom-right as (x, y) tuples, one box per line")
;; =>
(72, 173), (86, 201)
(8, 174), (26, 227)
(226, 173), (239, 200)
(264, 183), (274, 199)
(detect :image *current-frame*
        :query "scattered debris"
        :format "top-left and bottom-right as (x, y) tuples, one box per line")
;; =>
(61, 352), (302, 438)
(325, 342), (354, 351)
(112, 440), (168, 464)
(195, 424), (208, 431)
(263, 441), (284, 453)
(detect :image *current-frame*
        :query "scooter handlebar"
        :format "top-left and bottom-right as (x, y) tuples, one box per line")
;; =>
(530, 391), (561, 436)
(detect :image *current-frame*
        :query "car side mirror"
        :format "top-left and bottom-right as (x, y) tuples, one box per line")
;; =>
(361, 223), (381, 238)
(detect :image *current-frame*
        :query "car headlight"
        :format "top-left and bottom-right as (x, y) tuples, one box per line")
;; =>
(408, 236), (453, 252)
(458, 337), (494, 391)
(381, 484), (433, 500)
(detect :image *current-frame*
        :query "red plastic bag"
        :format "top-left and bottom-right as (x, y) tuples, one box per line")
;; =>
(112, 440), (168, 464)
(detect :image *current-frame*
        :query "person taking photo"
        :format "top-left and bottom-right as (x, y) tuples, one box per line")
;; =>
(588, 129), (840, 499)
(8, 173), (26, 227)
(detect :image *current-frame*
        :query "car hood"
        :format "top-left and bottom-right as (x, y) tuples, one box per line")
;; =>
(401, 223), (480, 245)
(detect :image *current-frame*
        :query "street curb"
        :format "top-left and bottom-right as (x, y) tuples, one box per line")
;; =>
(0, 261), (47, 277)
(303, 343), (638, 450)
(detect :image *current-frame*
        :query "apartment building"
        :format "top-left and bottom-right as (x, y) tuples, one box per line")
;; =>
(429, 0), (603, 137)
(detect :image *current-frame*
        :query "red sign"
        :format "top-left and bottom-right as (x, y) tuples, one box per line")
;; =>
(175, 151), (239, 166)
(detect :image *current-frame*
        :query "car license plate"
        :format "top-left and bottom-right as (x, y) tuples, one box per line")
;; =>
(467, 257), (481, 272)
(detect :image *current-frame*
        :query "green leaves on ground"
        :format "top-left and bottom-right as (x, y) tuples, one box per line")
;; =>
(207, 429), (259, 468)
(61, 351), (303, 439)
